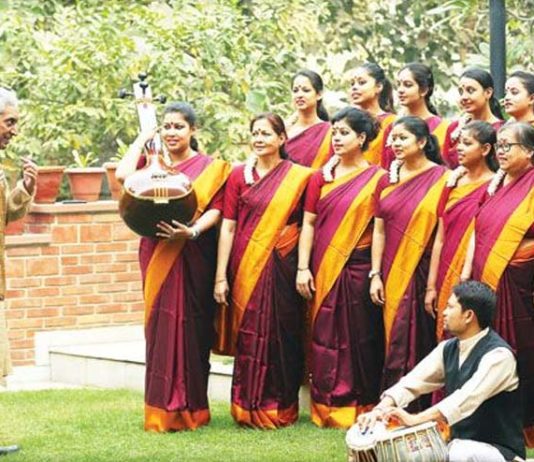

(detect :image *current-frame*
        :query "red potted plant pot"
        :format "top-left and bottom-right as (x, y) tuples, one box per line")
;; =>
(34, 166), (65, 204)
(65, 167), (105, 202)
(103, 162), (122, 200)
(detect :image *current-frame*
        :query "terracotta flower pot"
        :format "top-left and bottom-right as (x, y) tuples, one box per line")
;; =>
(103, 162), (122, 200)
(65, 167), (105, 202)
(34, 166), (65, 204)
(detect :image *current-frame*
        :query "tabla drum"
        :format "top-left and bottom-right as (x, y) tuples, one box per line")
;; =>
(346, 421), (448, 462)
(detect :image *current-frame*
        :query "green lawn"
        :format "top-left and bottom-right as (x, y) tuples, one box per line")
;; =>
(1, 389), (533, 461)
(0, 389), (346, 462)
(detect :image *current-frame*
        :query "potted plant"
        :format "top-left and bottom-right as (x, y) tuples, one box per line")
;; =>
(65, 150), (105, 202)
(103, 138), (127, 201)
(34, 165), (66, 204)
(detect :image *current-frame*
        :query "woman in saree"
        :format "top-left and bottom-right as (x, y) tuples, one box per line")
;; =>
(370, 116), (448, 409)
(463, 122), (534, 446)
(116, 102), (231, 432)
(382, 63), (450, 169)
(285, 69), (333, 168)
(214, 113), (312, 429)
(425, 121), (497, 341)
(504, 71), (534, 126)
(296, 107), (385, 429)
(441, 68), (504, 168)
(349, 62), (396, 165)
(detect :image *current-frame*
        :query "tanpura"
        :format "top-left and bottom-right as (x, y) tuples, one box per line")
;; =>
(117, 73), (197, 237)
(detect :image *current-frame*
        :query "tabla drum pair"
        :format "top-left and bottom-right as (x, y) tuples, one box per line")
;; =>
(346, 421), (448, 462)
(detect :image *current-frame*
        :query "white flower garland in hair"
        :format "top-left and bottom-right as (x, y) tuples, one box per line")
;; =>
(487, 169), (506, 196)
(450, 114), (472, 143)
(446, 166), (467, 187)
(388, 159), (403, 184)
(322, 155), (341, 183)
(244, 155), (258, 185)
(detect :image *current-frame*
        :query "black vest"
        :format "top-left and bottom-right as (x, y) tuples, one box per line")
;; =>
(444, 329), (525, 461)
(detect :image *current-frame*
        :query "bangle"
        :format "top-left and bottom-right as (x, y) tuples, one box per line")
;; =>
(189, 225), (201, 240)
(425, 287), (437, 292)
(368, 270), (382, 280)
(297, 267), (309, 272)
(215, 278), (227, 284)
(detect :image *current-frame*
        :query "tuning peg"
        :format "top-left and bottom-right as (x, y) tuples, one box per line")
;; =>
(118, 88), (133, 99)
(155, 95), (167, 104)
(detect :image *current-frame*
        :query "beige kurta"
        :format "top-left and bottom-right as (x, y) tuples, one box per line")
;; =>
(0, 173), (34, 381)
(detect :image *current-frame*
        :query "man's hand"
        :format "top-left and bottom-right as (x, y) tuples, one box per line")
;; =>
(386, 408), (423, 427)
(22, 157), (38, 195)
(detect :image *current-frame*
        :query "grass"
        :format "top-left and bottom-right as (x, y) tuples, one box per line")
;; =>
(0, 389), (346, 462)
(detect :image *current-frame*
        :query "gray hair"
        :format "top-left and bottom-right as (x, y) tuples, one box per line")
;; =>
(0, 87), (18, 114)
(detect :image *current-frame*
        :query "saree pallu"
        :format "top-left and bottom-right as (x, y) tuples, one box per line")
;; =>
(141, 155), (230, 432)
(378, 166), (448, 410)
(309, 166), (385, 428)
(472, 168), (534, 446)
(435, 181), (488, 341)
(381, 116), (450, 169)
(286, 121), (333, 169)
(364, 113), (395, 166)
(227, 160), (312, 429)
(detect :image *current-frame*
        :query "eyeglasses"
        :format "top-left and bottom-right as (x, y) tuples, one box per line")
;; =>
(493, 142), (525, 153)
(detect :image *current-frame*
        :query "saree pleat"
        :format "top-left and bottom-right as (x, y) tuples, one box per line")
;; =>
(310, 247), (384, 428)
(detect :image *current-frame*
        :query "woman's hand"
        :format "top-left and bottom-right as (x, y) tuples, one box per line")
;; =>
(155, 220), (193, 240)
(370, 275), (385, 306)
(296, 269), (315, 300)
(424, 288), (437, 318)
(214, 279), (229, 305)
(135, 127), (158, 148)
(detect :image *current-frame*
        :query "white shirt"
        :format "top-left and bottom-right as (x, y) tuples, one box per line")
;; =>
(383, 328), (519, 425)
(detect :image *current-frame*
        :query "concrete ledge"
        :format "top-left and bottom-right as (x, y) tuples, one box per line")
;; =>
(6, 233), (52, 247)
(30, 200), (118, 214)
(34, 325), (144, 366)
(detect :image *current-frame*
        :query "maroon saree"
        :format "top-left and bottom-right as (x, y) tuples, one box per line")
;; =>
(141, 154), (230, 431)
(434, 181), (489, 340)
(309, 166), (385, 428)
(286, 122), (333, 168)
(472, 168), (534, 445)
(376, 166), (448, 409)
(225, 160), (312, 428)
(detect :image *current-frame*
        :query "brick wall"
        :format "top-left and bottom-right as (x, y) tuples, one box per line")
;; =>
(5, 201), (144, 366)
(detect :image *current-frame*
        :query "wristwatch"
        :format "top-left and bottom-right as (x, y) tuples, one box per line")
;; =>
(368, 270), (382, 279)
